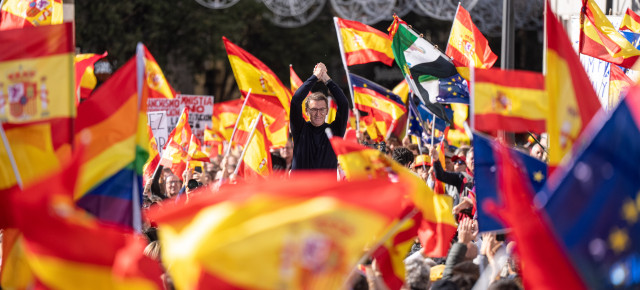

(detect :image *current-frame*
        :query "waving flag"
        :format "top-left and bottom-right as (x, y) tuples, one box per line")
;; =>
(237, 114), (272, 178)
(10, 152), (164, 290)
(203, 126), (223, 158)
(187, 134), (209, 164)
(392, 79), (410, 105)
(580, 0), (640, 68)
(547, 2), (601, 167)
(474, 133), (547, 232)
(407, 98), (445, 145)
(334, 17), (394, 66)
(212, 98), (242, 142)
(609, 65), (632, 110)
(0, 23), (75, 124)
(149, 171), (413, 289)
(445, 4), (497, 79)
(351, 74), (406, 122)
(474, 68), (547, 133)
(223, 36), (291, 117)
(541, 87), (640, 289)
(390, 16), (457, 123)
(74, 51), (149, 229)
(142, 125), (160, 183)
(75, 52), (108, 102)
(160, 108), (191, 178)
(484, 140), (586, 290)
(141, 44), (175, 99)
(330, 137), (457, 257)
(620, 8), (640, 33)
(0, 0), (62, 30)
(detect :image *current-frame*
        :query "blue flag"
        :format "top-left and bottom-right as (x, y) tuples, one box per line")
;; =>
(435, 74), (470, 104)
(474, 133), (547, 232)
(540, 92), (640, 289)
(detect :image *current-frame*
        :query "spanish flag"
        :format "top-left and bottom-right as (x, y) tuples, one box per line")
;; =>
(445, 4), (497, 80)
(160, 107), (192, 178)
(580, 0), (640, 68)
(203, 126), (223, 158)
(609, 64), (632, 110)
(149, 171), (414, 289)
(351, 74), (406, 138)
(10, 152), (165, 290)
(334, 17), (394, 66)
(141, 44), (176, 99)
(75, 52), (108, 102)
(547, 2), (601, 167)
(392, 79), (410, 105)
(620, 8), (640, 33)
(0, 0), (62, 30)
(474, 68), (547, 133)
(142, 125), (160, 183)
(212, 98), (242, 142)
(187, 134), (210, 165)
(0, 23), (75, 124)
(223, 36), (292, 117)
(237, 114), (272, 178)
(329, 137), (457, 257)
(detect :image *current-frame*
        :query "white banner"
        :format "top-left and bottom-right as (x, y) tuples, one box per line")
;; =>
(147, 111), (169, 155)
(178, 94), (214, 142)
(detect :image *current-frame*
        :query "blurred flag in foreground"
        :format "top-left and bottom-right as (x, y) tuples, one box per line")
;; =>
(620, 8), (640, 33)
(0, 0), (62, 30)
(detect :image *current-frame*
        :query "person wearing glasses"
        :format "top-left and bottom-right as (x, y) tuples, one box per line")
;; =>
(289, 62), (348, 170)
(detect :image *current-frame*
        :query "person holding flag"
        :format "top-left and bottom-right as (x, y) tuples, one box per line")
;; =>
(289, 62), (349, 170)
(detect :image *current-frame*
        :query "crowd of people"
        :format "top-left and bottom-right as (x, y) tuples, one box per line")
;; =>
(136, 64), (550, 290)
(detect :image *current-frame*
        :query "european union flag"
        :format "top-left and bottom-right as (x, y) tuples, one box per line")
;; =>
(621, 31), (640, 49)
(540, 91), (640, 289)
(474, 133), (547, 232)
(435, 74), (470, 104)
(407, 95), (450, 144)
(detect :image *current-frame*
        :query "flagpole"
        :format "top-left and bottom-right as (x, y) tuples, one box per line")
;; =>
(385, 119), (397, 141)
(232, 113), (262, 177)
(470, 60), (475, 130)
(333, 17), (360, 130)
(430, 114), (436, 148)
(0, 124), (23, 189)
(224, 88), (252, 158)
(132, 42), (146, 233)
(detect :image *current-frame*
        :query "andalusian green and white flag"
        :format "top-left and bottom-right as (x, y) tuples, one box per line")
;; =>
(389, 16), (458, 123)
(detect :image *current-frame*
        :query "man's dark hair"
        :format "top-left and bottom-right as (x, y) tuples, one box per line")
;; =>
(304, 92), (328, 109)
(392, 147), (415, 167)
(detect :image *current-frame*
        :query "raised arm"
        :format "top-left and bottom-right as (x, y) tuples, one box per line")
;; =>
(324, 71), (349, 137)
(290, 74), (318, 138)
(430, 147), (464, 189)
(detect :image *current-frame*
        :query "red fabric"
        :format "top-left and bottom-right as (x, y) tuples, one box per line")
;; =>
(484, 142), (586, 289)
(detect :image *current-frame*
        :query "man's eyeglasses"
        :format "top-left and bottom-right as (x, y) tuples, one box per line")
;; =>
(307, 107), (328, 114)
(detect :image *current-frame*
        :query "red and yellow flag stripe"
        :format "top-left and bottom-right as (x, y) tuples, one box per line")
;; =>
(620, 8), (640, 33)
(0, 0), (62, 30)
(335, 17), (394, 66)
(474, 68), (547, 133)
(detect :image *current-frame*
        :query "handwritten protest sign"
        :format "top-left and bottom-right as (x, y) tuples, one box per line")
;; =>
(147, 111), (168, 155)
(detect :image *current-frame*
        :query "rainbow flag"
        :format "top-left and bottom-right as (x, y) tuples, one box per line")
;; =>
(10, 152), (164, 290)
(141, 44), (176, 99)
(334, 17), (394, 66)
(149, 171), (414, 289)
(546, 2), (602, 167)
(237, 114), (272, 178)
(75, 52), (108, 102)
(223, 36), (291, 117)
(74, 47), (149, 229)
(0, 0), (62, 30)
(620, 8), (640, 33)
(329, 137), (457, 257)
(580, 0), (640, 68)
(608, 64), (632, 110)
(474, 68), (547, 133)
(445, 4), (497, 80)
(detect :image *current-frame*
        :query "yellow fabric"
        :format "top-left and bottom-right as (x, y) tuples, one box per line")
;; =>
(144, 55), (174, 99)
(1, 0), (63, 26)
(242, 117), (271, 176)
(339, 24), (393, 59)
(474, 80), (547, 119)
(582, 0), (640, 59)
(0, 54), (75, 123)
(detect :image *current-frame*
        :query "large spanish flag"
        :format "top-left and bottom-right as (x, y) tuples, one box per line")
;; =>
(445, 4), (497, 80)
(608, 64), (632, 110)
(580, 0), (640, 68)
(0, 0), (62, 30)
(474, 68), (547, 133)
(334, 17), (394, 66)
(546, 2), (601, 166)
(10, 153), (164, 290)
(74, 53), (149, 228)
(237, 114), (272, 178)
(141, 44), (176, 99)
(620, 8), (640, 33)
(0, 23), (75, 124)
(223, 36), (291, 117)
(75, 52), (108, 102)
(149, 171), (413, 289)
(329, 137), (457, 257)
